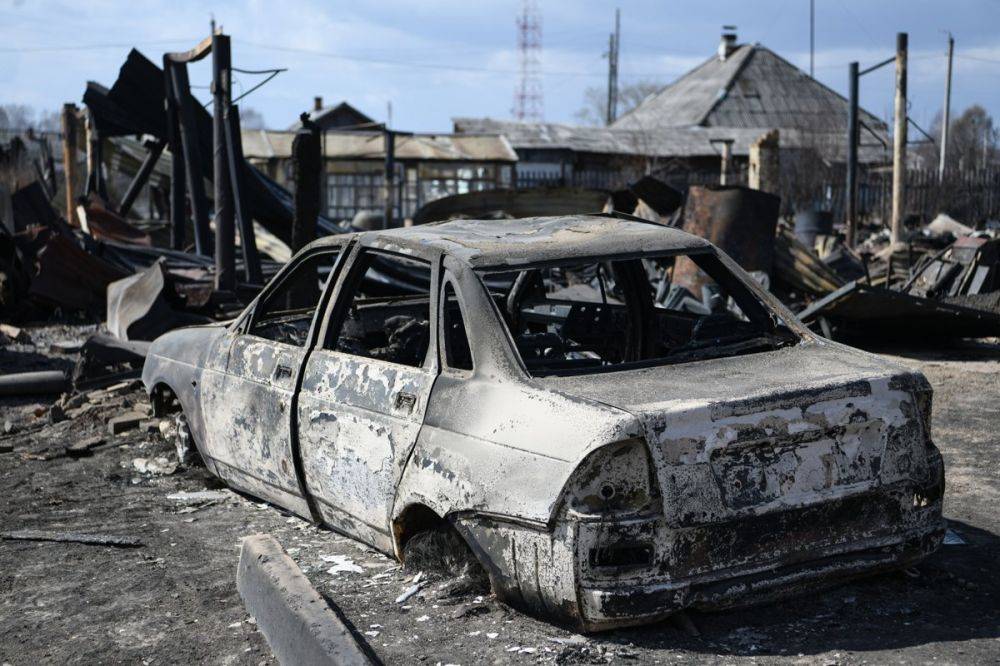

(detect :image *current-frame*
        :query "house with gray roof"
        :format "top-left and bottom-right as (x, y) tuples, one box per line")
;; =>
(455, 32), (889, 193)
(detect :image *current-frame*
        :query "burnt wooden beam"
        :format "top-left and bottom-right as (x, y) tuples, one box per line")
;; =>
(168, 61), (212, 256)
(163, 56), (187, 251)
(118, 140), (165, 219)
(224, 105), (263, 285)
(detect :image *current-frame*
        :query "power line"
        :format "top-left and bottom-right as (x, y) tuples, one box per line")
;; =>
(234, 38), (615, 78)
(955, 53), (1000, 65)
(0, 38), (200, 53)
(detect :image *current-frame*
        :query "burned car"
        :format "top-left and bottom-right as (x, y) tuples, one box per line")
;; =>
(143, 214), (945, 631)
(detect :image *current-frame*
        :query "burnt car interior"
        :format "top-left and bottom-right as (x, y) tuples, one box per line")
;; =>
(327, 252), (433, 368)
(480, 251), (799, 376)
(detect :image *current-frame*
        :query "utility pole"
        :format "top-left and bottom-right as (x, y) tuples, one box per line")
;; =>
(809, 0), (815, 78)
(211, 30), (235, 292)
(383, 128), (396, 229)
(939, 32), (954, 179)
(845, 62), (860, 247)
(711, 138), (734, 185)
(291, 112), (321, 252)
(606, 8), (620, 125)
(891, 32), (907, 244)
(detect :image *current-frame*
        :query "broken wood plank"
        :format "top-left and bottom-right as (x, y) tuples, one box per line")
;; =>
(66, 435), (106, 458)
(108, 411), (146, 435)
(2, 529), (143, 548)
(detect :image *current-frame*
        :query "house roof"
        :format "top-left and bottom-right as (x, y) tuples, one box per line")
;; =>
(612, 43), (889, 140)
(242, 129), (517, 163)
(453, 117), (767, 157)
(287, 101), (376, 131)
(451, 117), (887, 162)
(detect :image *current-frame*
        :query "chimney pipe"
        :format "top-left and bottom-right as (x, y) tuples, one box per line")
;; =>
(718, 27), (738, 61)
(313, 96), (323, 111)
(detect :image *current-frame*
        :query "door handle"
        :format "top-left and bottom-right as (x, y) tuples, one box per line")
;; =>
(273, 364), (293, 381)
(394, 391), (417, 413)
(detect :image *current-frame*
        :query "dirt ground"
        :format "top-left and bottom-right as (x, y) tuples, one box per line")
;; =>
(1, 322), (999, 665)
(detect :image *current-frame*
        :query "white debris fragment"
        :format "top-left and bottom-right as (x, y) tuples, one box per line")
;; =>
(133, 456), (177, 475)
(416, 615), (430, 622)
(486, 633), (499, 639)
(227, 621), (241, 629)
(322, 554), (364, 575)
(395, 583), (423, 603)
(166, 490), (229, 504)
(364, 630), (380, 638)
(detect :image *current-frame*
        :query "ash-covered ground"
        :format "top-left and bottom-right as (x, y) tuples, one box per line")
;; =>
(1, 323), (998, 665)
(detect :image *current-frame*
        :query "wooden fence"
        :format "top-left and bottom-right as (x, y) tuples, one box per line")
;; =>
(513, 164), (1000, 226)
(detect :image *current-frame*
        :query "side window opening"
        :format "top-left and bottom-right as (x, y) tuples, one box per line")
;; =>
(250, 250), (339, 347)
(328, 252), (432, 368)
(443, 281), (473, 371)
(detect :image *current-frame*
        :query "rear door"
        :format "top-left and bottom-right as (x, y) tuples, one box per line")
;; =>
(296, 249), (438, 552)
(213, 246), (345, 518)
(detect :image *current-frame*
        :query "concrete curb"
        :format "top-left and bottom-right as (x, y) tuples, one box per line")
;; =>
(236, 534), (373, 665)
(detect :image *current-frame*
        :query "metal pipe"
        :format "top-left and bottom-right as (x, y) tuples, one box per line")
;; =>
(846, 61), (859, 247)
(939, 33), (954, 179)
(212, 33), (235, 291)
(891, 32), (908, 244)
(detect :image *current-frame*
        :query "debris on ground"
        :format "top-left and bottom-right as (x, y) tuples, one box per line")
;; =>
(1, 529), (143, 548)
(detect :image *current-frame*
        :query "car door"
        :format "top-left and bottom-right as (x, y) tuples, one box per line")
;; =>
(212, 245), (346, 518)
(296, 248), (438, 553)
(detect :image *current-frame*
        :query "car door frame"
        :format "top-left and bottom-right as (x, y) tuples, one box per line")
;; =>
(294, 242), (442, 552)
(212, 238), (354, 520)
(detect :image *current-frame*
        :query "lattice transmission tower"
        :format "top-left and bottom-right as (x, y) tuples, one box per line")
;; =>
(512, 0), (543, 122)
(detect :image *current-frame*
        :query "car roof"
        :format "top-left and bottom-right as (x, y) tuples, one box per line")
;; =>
(307, 214), (713, 269)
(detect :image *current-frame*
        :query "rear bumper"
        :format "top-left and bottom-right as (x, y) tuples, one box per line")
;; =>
(577, 523), (944, 631)
(457, 484), (945, 633)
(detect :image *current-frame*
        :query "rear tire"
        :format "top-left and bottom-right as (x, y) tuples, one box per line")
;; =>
(174, 412), (202, 467)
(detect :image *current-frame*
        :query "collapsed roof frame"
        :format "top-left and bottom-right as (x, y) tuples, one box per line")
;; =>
(162, 33), (260, 288)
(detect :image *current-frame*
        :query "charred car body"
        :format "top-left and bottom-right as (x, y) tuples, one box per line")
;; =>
(143, 214), (945, 631)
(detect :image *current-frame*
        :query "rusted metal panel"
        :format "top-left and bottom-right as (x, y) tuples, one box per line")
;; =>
(798, 280), (1000, 340)
(674, 185), (781, 295)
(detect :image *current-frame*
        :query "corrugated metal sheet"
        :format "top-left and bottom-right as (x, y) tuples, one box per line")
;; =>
(242, 130), (517, 163)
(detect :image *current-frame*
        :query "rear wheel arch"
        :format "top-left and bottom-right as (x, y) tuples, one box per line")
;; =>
(392, 502), (448, 559)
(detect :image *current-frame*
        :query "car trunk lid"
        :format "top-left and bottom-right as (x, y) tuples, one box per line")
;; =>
(539, 343), (925, 528)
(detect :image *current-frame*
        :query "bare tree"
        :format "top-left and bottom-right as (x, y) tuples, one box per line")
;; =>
(0, 104), (60, 132)
(574, 80), (663, 126)
(916, 105), (999, 171)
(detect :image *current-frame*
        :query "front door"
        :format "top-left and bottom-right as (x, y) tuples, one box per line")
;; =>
(297, 249), (438, 552)
(216, 247), (343, 518)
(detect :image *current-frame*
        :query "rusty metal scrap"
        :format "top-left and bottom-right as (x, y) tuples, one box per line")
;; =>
(143, 214), (945, 631)
(673, 185), (781, 296)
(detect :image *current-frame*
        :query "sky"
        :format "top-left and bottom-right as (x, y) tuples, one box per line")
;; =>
(3, 0), (1000, 134)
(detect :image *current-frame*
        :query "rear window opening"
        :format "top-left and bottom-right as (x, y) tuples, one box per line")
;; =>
(478, 251), (798, 377)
